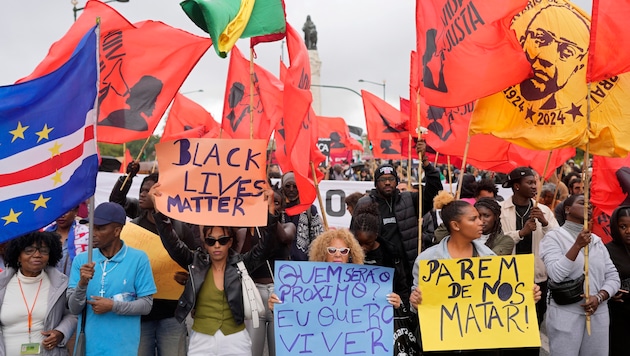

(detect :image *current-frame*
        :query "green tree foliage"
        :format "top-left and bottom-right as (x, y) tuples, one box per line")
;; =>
(97, 135), (161, 161)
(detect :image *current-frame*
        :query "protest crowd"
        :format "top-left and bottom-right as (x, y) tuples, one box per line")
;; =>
(3, 0), (630, 355)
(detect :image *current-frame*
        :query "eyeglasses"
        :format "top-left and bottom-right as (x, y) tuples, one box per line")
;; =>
(23, 246), (50, 256)
(204, 236), (231, 246)
(377, 176), (396, 183)
(327, 247), (351, 255)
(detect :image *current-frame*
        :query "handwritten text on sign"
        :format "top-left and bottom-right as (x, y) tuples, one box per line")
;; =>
(155, 138), (267, 227)
(274, 261), (394, 356)
(418, 255), (540, 351)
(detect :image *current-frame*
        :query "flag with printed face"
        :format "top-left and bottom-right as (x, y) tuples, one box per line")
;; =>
(19, 0), (211, 144)
(222, 46), (283, 140)
(470, 0), (630, 157)
(317, 116), (363, 152)
(362, 90), (409, 159)
(587, 0), (630, 82)
(0, 28), (98, 242)
(162, 93), (221, 142)
(415, 0), (531, 107)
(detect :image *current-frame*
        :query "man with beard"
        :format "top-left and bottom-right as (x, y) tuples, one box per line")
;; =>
(353, 139), (442, 285)
(519, 4), (587, 110)
(500, 167), (558, 350)
(279, 172), (325, 261)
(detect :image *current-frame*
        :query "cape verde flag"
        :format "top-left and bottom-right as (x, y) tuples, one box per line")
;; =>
(0, 27), (98, 242)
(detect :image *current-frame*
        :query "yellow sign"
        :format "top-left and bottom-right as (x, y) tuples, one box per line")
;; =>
(121, 222), (186, 300)
(155, 138), (268, 227)
(418, 255), (540, 351)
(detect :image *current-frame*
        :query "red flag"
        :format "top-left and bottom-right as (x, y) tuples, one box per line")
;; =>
(587, 0), (630, 82)
(119, 149), (133, 174)
(222, 46), (284, 140)
(19, 0), (211, 144)
(317, 116), (363, 152)
(362, 90), (409, 160)
(420, 98), (574, 177)
(281, 23), (322, 215)
(162, 93), (220, 142)
(591, 154), (630, 216)
(591, 207), (612, 244)
(409, 51), (420, 133)
(415, 0), (531, 107)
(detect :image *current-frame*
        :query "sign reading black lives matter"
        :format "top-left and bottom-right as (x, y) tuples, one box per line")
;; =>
(274, 261), (394, 356)
(418, 255), (540, 351)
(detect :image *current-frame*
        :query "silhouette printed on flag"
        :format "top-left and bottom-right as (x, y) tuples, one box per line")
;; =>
(100, 75), (163, 131)
(329, 132), (346, 149)
(422, 28), (447, 93)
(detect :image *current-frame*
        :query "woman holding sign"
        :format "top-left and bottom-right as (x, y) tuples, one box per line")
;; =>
(150, 185), (282, 356)
(540, 194), (619, 356)
(409, 192), (541, 354)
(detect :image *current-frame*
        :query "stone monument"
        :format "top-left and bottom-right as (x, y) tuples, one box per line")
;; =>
(304, 15), (322, 115)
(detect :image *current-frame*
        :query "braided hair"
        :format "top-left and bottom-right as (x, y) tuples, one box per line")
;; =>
(474, 198), (503, 249)
(350, 202), (380, 236)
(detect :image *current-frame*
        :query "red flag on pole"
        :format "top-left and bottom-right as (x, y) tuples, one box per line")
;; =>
(362, 90), (409, 160)
(587, 0), (630, 82)
(19, 0), (211, 144)
(162, 93), (221, 142)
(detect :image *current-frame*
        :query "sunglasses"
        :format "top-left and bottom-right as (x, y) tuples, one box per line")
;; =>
(327, 247), (351, 255)
(204, 236), (231, 246)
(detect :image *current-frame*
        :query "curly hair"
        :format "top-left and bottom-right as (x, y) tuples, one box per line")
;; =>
(344, 192), (365, 214)
(474, 179), (498, 198)
(309, 229), (364, 264)
(350, 202), (380, 236)
(5, 231), (63, 269)
(474, 198), (503, 249)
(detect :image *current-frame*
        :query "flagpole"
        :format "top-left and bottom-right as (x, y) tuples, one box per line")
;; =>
(447, 155), (453, 194)
(584, 82), (593, 335)
(89, 19), (101, 265)
(120, 136), (151, 189)
(311, 162), (329, 230)
(455, 133), (471, 200)
(249, 48), (255, 140)
(434, 152), (439, 166)
(407, 133), (412, 190)
(534, 150), (553, 207)
(415, 90), (423, 255)
(552, 170), (562, 210)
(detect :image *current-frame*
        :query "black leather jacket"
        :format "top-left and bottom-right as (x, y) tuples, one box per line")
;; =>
(153, 212), (279, 325)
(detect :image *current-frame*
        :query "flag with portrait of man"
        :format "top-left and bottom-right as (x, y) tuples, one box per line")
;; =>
(470, 0), (630, 158)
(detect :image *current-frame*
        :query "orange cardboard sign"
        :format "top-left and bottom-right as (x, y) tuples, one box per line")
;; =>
(155, 138), (268, 227)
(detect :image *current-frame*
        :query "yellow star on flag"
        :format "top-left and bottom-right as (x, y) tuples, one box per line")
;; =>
(49, 142), (63, 157)
(30, 194), (51, 210)
(2, 209), (22, 226)
(9, 122), (29, 143)
(51, 170), (63, 186)
(35, 124), (54, 143)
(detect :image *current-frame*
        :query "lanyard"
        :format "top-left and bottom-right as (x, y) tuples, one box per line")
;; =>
(18, 278), (43, 343)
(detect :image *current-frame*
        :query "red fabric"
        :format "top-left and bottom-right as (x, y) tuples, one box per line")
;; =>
(222, 46), (284, 140)
(587, 0), (630, 82)
(592, 206), (613, 244)
(19, 0), (211, 144)
(420, 98), (574, 177)
(591, 154), (630, 216)
(409, 51), (420, 134)
(281, 24), (322, 215)
(119, 149), (133, 174)
(162, 93), (220, 142)
(415, 0), (531, 107)
(317, 116), (363, 152)
(362, 90), (409, 160)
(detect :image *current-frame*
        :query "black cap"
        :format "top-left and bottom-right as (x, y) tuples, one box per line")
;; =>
(502, 167), (535, 188)
(374, 163), (398, 186)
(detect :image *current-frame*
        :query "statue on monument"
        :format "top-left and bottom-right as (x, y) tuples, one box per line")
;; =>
(303, 15), (317, 50)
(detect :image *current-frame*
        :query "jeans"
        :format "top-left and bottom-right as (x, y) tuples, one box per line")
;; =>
(245, 283), (275, 356)
(138, 317), (187, 356)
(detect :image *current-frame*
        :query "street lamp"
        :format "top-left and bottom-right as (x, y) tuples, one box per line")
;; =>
(181, 89), (204, 95)
(310, 84), (362, 98)
(72, 0), (130, 21)
(358, 79), (386, 100)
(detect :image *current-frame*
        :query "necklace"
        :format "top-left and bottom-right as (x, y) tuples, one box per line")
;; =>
(385, 197), (393, 212)
(99, 244), (128, 297)
(514, 200), (532, 229)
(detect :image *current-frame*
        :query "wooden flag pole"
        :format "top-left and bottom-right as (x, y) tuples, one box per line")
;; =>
(455, 133), (472, 200)
(434, 152), (439, 166)
(584, 82), (593, 335)
(416, 90), (423, 254)
(249, 48), (255, 140)
(120, 135), (151, 190)
(447, 155), (453, 194)
(534, 150), (554, 207)
(407, 133), (412, 191)
(311, 162), (329, 231)
(552, 170), (562, 210)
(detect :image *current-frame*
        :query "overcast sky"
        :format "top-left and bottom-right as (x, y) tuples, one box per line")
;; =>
(1, 0), (592, 133)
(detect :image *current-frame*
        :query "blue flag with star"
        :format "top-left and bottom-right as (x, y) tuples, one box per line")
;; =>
(0, 27), (98, 242)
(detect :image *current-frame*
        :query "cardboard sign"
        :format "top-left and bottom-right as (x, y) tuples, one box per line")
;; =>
(418, 255), (540, 351)
(120, 222), (185, 300)
(274, 261), (394, 356)
(154, 138), (268, 227)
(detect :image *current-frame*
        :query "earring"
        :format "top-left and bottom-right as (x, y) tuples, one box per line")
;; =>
(516, 188), (520, 191)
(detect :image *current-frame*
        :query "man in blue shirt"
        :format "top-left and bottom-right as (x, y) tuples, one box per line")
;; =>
(67, 202), (156, 355)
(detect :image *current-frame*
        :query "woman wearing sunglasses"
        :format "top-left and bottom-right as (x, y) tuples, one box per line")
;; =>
(149, 185), (282, 356)
(269, 229), (404, 309)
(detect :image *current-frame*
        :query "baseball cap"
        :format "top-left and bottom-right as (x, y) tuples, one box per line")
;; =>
(502, 167), (535, 188)
(80, 202), (126, 226)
